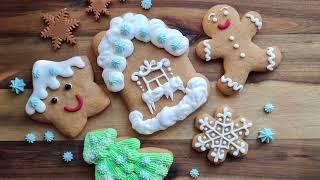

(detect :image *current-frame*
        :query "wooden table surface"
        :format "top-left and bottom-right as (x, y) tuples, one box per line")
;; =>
(0, 0), (320, 179)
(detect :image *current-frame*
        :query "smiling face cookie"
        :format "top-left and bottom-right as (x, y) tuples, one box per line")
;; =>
(25, 56), (110, 138)
(196, 4), (282, 95)
(92, 13), (210, 135)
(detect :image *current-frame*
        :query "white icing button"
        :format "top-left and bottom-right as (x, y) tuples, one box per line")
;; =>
(225, 128), (229, 132)
(223, 10), (229, 16)
(229, 36), (235, 41)
(240, 53), (246, 58)
(211, 133), (215, 137)
(233, 44), (240, 49)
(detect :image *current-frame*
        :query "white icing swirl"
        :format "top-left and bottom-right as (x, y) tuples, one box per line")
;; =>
(220, 75), (243, 92)
(245, 14), (262, 30)
(97, 13), (189, 92)
(129, 77), (208, 135)
(25, 56), (85, 115)
(203, 40), (212, 61)
(266, 47), (276, 71)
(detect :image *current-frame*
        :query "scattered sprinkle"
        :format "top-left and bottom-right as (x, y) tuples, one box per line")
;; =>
(9, 77), (26, 94)
(264, 103), (274, 113)
(25, 133), (36, 144)
(63, 151), (74, 162)
(190, 168), (200, 179)
(258, 128), (274, 143)
(141, 0), (152, 10)
(44, 130), (55, 142)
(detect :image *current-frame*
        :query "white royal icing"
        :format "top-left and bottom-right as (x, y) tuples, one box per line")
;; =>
(25, 56), (85, 115)
(245, 14), (262, 30)
(97, 13), (189, 92)
(194, 107), (253, 163)
(203, 40), (212, 61)
(129, 76), (208, 135)
(266, 47), (276, 71)
(220, 75), (243, 92)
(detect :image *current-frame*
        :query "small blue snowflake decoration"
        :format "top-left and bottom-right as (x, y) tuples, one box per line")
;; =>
(44, 130), (55, 142)
(25, 133), (36, 144)
(9, 77), (26, 94)
(63, 151), (74, 163)
(264, 103), (274, 113)
(141, 0), (152, 10)
(258, 128), (274, 143)
(190, 168), (200, 179)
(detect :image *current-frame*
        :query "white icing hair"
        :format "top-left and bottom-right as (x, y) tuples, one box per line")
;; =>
(25, 56), (85, 115)
(97, 13), (189, 92)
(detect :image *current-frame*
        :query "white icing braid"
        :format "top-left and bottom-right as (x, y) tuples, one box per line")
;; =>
(245, 14), (262, 30)
(129, 77), (208, 135)
(266, 47), (276, 71)
(220, 75), (243, 92)
(25, 56), (85, 115)
(203, 40), (212, 61)
(97, 13), (189, 92)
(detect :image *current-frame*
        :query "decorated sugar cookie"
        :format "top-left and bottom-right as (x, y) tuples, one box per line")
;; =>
(83, 128), (174, 179)
(86, 0), (112, 20)
(192, 105), (253, 164)
(25, 56), (110, 138)
(196, 4), (282, 95)
(92, 13), (210, 135)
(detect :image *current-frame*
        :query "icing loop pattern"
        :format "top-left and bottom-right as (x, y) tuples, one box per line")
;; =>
(266, 47), (276, 71)
(203, 40), (212, 61)
(220, 75), (243, 92)
(245, 14), (262, 30)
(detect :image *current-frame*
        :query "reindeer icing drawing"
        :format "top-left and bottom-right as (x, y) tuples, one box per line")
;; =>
(25, 56), (110, 138)
(196, 4), (282, 95)
(92, 13), (210, 135)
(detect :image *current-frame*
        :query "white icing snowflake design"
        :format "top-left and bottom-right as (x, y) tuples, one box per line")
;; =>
(193, 106), (253, 164)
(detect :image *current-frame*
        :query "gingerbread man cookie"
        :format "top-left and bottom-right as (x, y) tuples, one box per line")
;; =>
(92, 13), (210, 135)
(192, 105), (253, 164)
(25, 56), (110, 138)
(196, 4), (282, 95)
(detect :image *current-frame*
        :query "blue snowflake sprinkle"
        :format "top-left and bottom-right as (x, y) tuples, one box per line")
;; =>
(258, 128), (274, 143)
(44, 130), (55, 142)
(157, 33), (167, 44)
(171, 38), (183, 51)
(139, 27), (149, 38)
(115, 155), (125, 165)
(63, 151), (74, 162)
(190, 168), (200, 179)
(120, 24), (131, 36)
(141, 156), (151, 166)
(32, 68), (41, 79)
(139, 171), (150, 180)
(49, 67), (58, 77)
(141, 0), (152, 10)
(114, 40), (127, 54)
(97, 164), (107, 175)
(29, 97), (40, 108)
(264, 103), (274, 113)
(9, 77), (26, 94)
(25, 133), (36, 144)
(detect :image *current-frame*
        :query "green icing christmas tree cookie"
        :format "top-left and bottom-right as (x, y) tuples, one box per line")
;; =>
(83, 128), (174, 180)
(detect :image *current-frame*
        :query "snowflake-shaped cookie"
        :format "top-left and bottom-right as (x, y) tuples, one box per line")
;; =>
(40, 8), (79, 50)
(192, 105), (253, 164)
(86, 0), (112, 20)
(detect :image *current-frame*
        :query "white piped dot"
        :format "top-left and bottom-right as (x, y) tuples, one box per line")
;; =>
(206, 144), (209, 147)
(240, 53), (246, 58)
(217, 127), (221, 131)
(239, 131), (243, 135)
(227, 135), (231, 139)
(215, 140), (219, 144)
(211, 133), (215, 137)
(233, 44), (240, 49)
(137, 81), (141, 85)
(167, 67), (172, 72)
(213, 17), (218, 23)
(229, 36), (235, 41)
(223, 141), (227, 145)
(170, 72), (173, 75)
(223, 10), (229, 16)
(225, 128), (229, 132)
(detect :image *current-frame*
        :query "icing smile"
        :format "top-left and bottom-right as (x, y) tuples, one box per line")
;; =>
(64, 94), (84, 112)
(218, 19), (231, 30)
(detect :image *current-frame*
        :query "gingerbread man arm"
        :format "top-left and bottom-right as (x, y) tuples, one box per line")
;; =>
(240, 11), (262, 39)
(196, 38), (225, 62)
(249, 45), (282, 72)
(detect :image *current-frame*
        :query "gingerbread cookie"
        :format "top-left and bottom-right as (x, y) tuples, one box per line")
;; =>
(92, 13), (210, 135)
(25, 56), (110, 138)
(86, 0), (112, 20)
(192, 105), (253, 164)
(196, 4), (282, 95)
(83, 128), (174, 179)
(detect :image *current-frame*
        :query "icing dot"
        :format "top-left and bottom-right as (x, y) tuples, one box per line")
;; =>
(139, 86), (143, 89)
(115, 155), (126, 165)
(210, 121), (213, 124)
(214, 148), (217, 151)
(137, 81), (141, 85)
(223, 141), (227, 145)
(32, 68), (40, 79)
(223, 10), (229, 16)
(167, 67), (172, 72)
(141, 156), (151, 166)
(227, 135), (231, 138)
(49, 67), (58, 76)
(233, 44), (240, 49)
(212, 17), (218, 23)
(120, 24), (131, 36)
(157, 33), (167, 44)
(98, 164), (107, 175)
(211, 133), (215, 137)
(240, 53), (246, 58)
(139, 27), (149, 38)
(139, 171), (150, 180)
(231, 146), (234, 150)
(170, 72), (173, 75)
(217, 127), (221, 131)
(111, 57), (124, 69)
(29, 97), (40, 108)
(239, 131), (243, 135)
(204, 117), (209, 121)
(107, 73), (122, 87)
(225, 128), (229, 132)
(142, 89), (145, 91)
(235, 123), (239, 127)
(114, 40), (127, 54)
(229, 36), (235, 41)
(203, 136), (206, 140)
(206, 144), (209, 147)
(215, 140), (219, 144)
(171, 39), (183, 51)
(204, 128), (208, 131)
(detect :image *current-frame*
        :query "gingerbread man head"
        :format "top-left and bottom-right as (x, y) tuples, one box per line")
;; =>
(25, 56), (110, 138)
(196, 4), (282, 95)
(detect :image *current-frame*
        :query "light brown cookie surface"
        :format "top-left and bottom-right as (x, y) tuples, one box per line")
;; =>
(196, 4), (282, 95)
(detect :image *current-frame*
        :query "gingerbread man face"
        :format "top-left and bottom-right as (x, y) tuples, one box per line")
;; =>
(196, 4), (282, 95)
(25, 56), (110, 138)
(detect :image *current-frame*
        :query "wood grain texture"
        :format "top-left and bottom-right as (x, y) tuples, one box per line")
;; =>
(0, 0), (319, 179)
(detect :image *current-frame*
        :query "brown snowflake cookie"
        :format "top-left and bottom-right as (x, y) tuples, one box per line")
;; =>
(192, 105), (253, 164)
(41, 8), (79, 50)
(25, 56), (110, 138)
(86, 0), (112, 20)
(196, 4), (282, 95)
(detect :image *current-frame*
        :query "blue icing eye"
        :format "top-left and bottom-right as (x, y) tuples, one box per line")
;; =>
(111, 57), (124, 69)
(29, 97), (40, 108)
(107, 73), (122, 87)
(139, 171), (150, 180)
(120, 24), (131, 36)
(32, 68), (41, 79)
(49, 67), (58, 77)
(114, 40), (127, 54)
(157, 33), (167, 44)
(171, 38), (183, 51)
(139, 27), (149, 38)
(115, 155), (126, 165)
